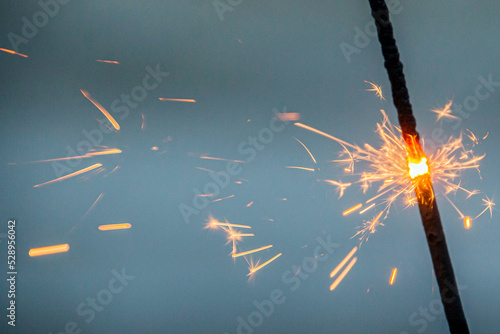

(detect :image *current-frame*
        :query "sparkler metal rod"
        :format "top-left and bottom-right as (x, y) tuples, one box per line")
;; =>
(367, 1), (469, 333)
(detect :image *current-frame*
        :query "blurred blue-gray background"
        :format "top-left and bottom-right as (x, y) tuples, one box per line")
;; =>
(1, 1), (499, 333)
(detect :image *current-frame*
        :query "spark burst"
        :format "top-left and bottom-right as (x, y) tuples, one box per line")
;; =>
(206, 215), (281, 276)
(296, 107), (492, 244)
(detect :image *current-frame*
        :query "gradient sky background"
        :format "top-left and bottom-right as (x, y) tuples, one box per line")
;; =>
(1, 1), (499, 333)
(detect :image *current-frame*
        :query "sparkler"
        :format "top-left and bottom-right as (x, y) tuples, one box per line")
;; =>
(367, 0), (469, 331)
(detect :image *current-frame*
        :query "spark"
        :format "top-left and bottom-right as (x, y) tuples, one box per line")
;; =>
(285, 166), (315, 172)
(330, 257), (358, 291)
(34, 163), (102, 188)
(465, 129), (479, 145)
(29, 148), (122, 163)
(359, 203), (375, 215)
(330, 247), (358, 278)
(353, 211), (384, 244)
(81, 89), (120, 130)
(365, 81), (385, 100)
(293, 137), (317, 164)
(431, 100), (458, 121)
(232, 245), (273, 258)
(199, 155), (246, 163)
(29, 244), (70, 257)
(96, 59), (120, 64)
(389, 268), (398, 285)
(206, 217), (252, 230)
(141, 114), (146, 130)
(151, 146), (159, 151)
(321, 179), (352, 199)
(246, 201), (254, 207)
(474, 195), (495, 220)
(464, 216), (472, 229)
(212, 194), (235, 202)
(275, 113), (301, 121)
(83, 193), (104, 218)
(159, 98), (196, 103)
(343, 203), (363, 216)
(0, 48), (28, 58)
(98, 223), (132, 231)
(248, 253), (282, 275)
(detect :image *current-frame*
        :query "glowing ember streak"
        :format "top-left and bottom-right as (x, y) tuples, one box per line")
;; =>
(330, 257), (357, 291)
(276, 113), (301, 121)
(246, 201), (254, 207)
(96, 59), (120, 64)
(248, 253), (282, 274)
(141, 114), (146, 130)
(344, 168), (352, 173)
(431, 100), (458, 121)
(285, 166), (315, 172)
(408, 157), (429, 179)
(29, 244), (69, 257)
(232, 245), (273, 258)
(389, 268), (398, 285)
(34, 163), (102, 187)
(0, 48), (28, 58)
(199, 155), (246, 163)
(293, 137), (317, 164)
(212, 194), (235, 202)
(464, 217), (472, 229)
(365, 81), (385, 100)
(295, 123), (354, 148)
(81, 89), (120, 130)
(159, 98), (196, 103)
(359, 203), (375, 214)
(231, 233), (254, 238)
(98, 223), (132, 231)
(151, 146), (159, 151)
(30, 148), (121, 163)
(343, 203), (363, 216)
(330, 247), (358, 279)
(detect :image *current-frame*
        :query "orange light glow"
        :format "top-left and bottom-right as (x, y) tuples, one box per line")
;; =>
(248, 253), (282, 274)
(81, 89), (120, 130)
(159, 98), (196, 103)
(389, 268), (398, 285)
(330, 257), (357, 291)
(408, 157), (429, 179)
(343, 203), (363, 216)
(96, 59), (120, 64)
(464, 216), (472, 229)
(246, 201), (254, 207)
(98, 223), (132, 231)
(29, 244), (69, 257)
(0, 48), (28, 58)
(34, 163), (102, 187)
(275, 113), (301, 121)
(232, 245), (273, 258)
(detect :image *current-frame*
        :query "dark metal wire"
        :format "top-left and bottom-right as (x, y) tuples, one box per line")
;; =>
(367, 1), (470, 333)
